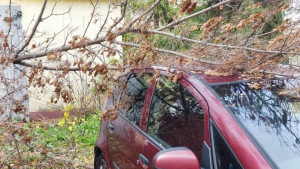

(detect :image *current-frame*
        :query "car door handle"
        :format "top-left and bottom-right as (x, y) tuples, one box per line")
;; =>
(139, 153), (149, 168)
(108, 123), (114, 131)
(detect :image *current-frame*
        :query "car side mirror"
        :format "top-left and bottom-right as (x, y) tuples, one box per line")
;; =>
(153, 147), (200, 169)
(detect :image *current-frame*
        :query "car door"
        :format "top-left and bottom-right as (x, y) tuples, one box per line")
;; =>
(106, 72), (161, 169)
(144, 75), (209, 167)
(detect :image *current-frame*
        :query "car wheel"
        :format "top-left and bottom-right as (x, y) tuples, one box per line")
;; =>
(94, 153), (107, 169)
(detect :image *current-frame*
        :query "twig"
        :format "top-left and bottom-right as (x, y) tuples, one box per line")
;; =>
(15, 0), (48, 58)
(42, 1), (72, 21)
(125, 0), (162, 30)
(107, 0), (128, 33)
(96, 0), (111, 39)
(83, 0), (100, 37)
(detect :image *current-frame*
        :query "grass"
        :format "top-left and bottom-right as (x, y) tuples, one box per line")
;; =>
(0, 113), (100, 168)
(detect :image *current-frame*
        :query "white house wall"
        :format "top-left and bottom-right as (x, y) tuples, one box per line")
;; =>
(0, 5), (29, 122)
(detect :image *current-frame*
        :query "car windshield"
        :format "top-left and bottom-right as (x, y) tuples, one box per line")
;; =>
(212, 78), (300, 169)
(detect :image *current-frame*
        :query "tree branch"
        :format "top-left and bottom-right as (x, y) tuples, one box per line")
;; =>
(113, 40), (222, 65)
(155, 0), (234, 31)
(42, 1), (72, 21)
(13, 29), (131, 62)
(15, 0), (48, 58)
(107, 0), (128, 33)
(83, 0), (100, 37)
(125, 0), (162, 30)
(96, 0), (111, 39)
(16, 61), (120, 71)
(148, 30), (300, 55)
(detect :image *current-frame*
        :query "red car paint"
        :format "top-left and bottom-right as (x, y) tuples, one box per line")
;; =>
(95, 66), (272, 169)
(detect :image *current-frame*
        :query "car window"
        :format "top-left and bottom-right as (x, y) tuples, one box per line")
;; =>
(120, 73), (152, 126)
(105, 76), (127, 110)
(211, 123), (242, 169)
(147, 76), (204, 161)
(105, 94), (114, 110)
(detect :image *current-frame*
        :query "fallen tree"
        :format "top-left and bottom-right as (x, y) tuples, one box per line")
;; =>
(0, 0), (299, 122)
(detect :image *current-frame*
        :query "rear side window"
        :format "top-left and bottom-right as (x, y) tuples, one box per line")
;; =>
(105, 94), (114, 110)
(121, 73), (152, 126)
(105, 76), (127, 110)
(147, 76), (204, 161)
(211, 123), (243, 169)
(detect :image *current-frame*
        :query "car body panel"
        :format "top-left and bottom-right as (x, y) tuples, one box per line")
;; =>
(95, 88), (112, 167)
(106, 114), (159, 169)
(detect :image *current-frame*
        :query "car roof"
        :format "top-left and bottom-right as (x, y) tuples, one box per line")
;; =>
(134, 64), (299, 85)
(144, 65), (245, 85)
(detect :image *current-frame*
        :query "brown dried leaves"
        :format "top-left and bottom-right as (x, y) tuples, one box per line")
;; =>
(180, 0), (197, 14)
(200, 17), (223, 40)
(248, 82), (262, 90)
(237, 12), (265, 30)
(168, 71), (184, 83)
(221, 23), (235, 33)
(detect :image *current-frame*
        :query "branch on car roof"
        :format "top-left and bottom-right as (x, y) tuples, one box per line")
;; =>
(113, 40), (223, 65)
(261, 64), (300, 79)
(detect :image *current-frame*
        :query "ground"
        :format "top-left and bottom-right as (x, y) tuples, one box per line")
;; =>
(0, 110), (100, 169)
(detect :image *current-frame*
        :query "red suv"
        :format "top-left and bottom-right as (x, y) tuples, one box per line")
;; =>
(94, 66), (300, 169)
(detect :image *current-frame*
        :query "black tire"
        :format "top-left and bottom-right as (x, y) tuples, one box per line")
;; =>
(94, 153), (107, 169)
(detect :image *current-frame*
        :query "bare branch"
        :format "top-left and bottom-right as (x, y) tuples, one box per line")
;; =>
(83, 0), (100, 37)
(107, 0), (128, 33)
(42, 2), (72, 20)
(96, 1), (111, 39)
(64, 27), (78, 46)
(156, 0), (234, 31)
(99, 43), (124, 56)
(15, 0), (48, 58)
(148, 30), (300, 55)
(113, 40), (222, 65)
(7, 0), (12, 37)
(256, 30), (279, 38)
(125, 0), (162, 30)
(262, 64), (300, 79)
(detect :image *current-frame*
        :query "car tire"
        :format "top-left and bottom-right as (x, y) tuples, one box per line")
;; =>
(94, 153), (107, 169)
